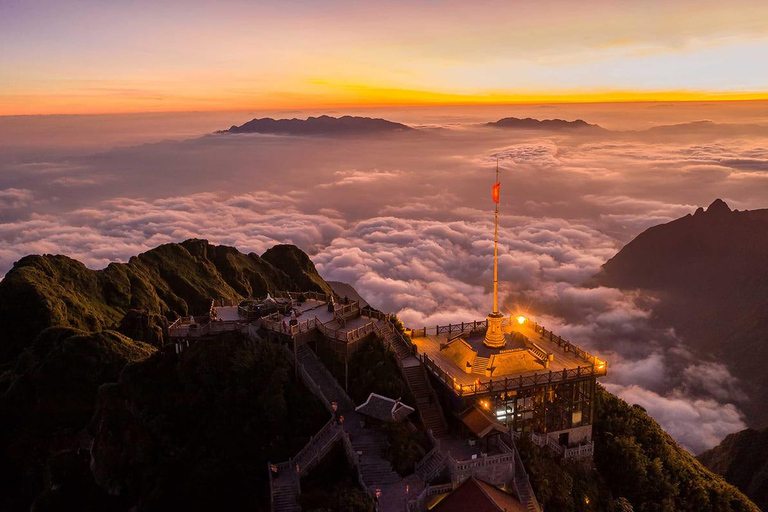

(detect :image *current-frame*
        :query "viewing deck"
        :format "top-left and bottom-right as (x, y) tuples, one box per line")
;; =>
(407, 318), (607, 397)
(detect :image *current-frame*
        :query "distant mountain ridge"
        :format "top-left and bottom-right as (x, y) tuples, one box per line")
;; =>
(486, 117), (768, 137)
(487, 116), (605, 131)
(221, 115), (413, 136)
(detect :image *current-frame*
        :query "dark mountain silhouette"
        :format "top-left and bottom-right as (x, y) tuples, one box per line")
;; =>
(698, 427), (768, 510)
(596, 199), (768, 426)
(221, 115), (413, 136)
(487, 117), (605, 131)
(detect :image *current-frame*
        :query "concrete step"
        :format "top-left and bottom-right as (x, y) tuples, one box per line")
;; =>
(472, 356), (490, 375)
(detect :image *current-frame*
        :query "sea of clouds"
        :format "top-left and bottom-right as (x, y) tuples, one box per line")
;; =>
(2, 104), (768, 453)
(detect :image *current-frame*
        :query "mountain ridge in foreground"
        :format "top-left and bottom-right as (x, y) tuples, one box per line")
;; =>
(0, 239), (330, 363)
(221, 114), (413, 136)
(0, 239), (760, 511)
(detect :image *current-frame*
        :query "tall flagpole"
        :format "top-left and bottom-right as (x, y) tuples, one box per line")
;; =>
(484, 157), (506, 348)
(493, 158), (499, 314)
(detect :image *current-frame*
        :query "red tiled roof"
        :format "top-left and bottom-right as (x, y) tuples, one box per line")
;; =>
(460, 406), (507, 438)
(433, 477), (526, 512)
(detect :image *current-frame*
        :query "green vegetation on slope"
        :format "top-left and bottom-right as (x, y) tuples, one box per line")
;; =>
(381, 421), (429, 476)
(0, 239), (326, 361)
(262, 244), (333, 296)
(345, 336), (414, 407)
(299, 442), (374, 512)
(0, 328), (156, 511)
(698, 427), (768, 511)
(89, 334), (328, 511)
(520, 386), (760, 512)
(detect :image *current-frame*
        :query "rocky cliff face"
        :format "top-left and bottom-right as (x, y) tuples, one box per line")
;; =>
(261, 243), (333, 296)
(596, 199), (768, 427)
(0, 239), (326, 361)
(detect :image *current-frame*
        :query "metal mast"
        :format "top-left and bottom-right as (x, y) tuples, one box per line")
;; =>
(484, 157), (506, 348)
(493, 158), (499, 314)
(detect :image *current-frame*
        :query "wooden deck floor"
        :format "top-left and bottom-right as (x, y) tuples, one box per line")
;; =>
(411, 321), (595, 387)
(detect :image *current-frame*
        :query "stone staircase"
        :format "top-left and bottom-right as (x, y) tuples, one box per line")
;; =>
(294, 344), (402, 494)
(513, 474), (539, 512)
(382, 325), (450, 438)
(382, 324), (412, 359)
(472, 356), (490, 375)
(510, 438), (542, 512)
(271, 477), (301, 512)
(415, 449), (446, 483)
(402, 361), (449, 437)
(347, 423), (401, 488)
(269, 419), (342, 512)
(297, 344), (353, 412)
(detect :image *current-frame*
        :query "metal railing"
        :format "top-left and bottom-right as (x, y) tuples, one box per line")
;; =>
(273, 290), (333, 303)
(168, 319), (246, 338)
(315, 317), (377, 342)
(409, 319), (490, 338)
(408, 318), (607, 371)
(361, 309), (388, 321)
(421, 352), (606, 397)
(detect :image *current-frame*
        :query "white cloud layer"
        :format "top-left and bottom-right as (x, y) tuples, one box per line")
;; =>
(2, 107), (767, 452)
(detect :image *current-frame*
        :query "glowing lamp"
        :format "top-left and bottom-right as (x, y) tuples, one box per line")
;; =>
(516, 315), (526, 325)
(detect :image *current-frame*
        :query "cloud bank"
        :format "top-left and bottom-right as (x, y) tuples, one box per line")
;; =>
(2, 106), (767, 452)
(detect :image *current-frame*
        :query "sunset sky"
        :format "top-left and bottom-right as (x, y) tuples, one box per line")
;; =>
(2, 0), (768, 115)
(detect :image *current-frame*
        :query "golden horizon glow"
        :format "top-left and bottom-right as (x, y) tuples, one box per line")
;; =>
(2, 87), (768, 117)
(3, 1), (768, 116)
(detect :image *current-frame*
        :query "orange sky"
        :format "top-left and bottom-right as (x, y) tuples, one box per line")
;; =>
(2, 0), (768, 115)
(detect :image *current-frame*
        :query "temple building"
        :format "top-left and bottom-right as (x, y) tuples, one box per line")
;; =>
(405, 163), (607, 449)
